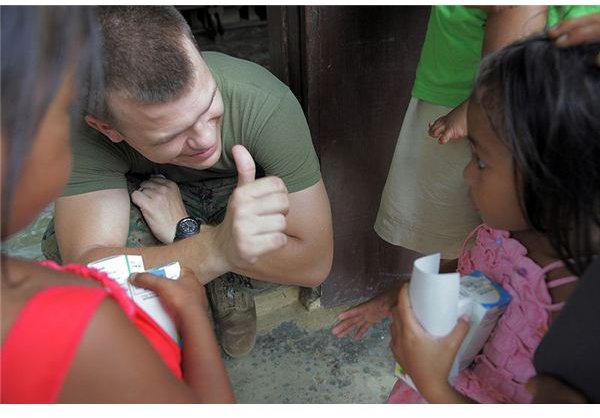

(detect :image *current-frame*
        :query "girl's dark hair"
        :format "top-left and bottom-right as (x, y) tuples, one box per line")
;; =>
(1, 6), (101, 237)
(475, 35), (600, 276)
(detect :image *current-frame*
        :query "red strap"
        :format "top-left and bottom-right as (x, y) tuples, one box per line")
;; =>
(1, 286), (107, 404)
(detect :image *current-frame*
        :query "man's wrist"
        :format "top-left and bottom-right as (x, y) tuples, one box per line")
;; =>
(188, 225), (230, 282)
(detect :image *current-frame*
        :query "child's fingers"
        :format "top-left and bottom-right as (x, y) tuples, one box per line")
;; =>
(331, 322), (348, 336)
(556, 24), (600, 47)
(440, 125), (467, 144)
(331, 318), (358, 336)
(428, 121), (445, 137)
(390, 287), (409, 335)
(549, 15), (600, 47)
(337, 308), (363, 321)
(395, 284), (410, 315)
(446, 315), (471, 353)
(439, 131), (455, 144)
(548, 14), (599, 37)
(548, 19), (575, 37)
(129, 272), (165, 291)
(354, 323), (371, 340)
(396, 284), (429, 338)
(388, 319), (404, 364)
(332, 327), (355, 338)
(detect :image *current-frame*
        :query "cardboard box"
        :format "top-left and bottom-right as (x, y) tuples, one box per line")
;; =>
(455, 270), (512, 370)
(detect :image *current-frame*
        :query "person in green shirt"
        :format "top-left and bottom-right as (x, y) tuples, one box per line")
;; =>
(374, 5), (548, 265)
(375, 6), (599, 266)
(41, 6), (333, 358)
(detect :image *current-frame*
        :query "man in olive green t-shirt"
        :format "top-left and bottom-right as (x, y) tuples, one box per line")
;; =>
(42, 6), (333, 358)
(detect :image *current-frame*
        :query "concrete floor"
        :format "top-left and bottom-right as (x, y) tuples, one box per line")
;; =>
(227, 289), (396, 403)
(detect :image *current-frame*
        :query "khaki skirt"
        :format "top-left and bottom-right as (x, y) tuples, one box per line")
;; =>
(374, 97), (481, 259)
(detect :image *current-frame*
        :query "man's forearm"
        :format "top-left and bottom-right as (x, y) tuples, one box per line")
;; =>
(77, 224), (331, 287)
(76, 226), (226, 282)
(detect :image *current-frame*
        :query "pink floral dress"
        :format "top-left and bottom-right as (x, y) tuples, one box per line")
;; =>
(387, 225), (578, 403)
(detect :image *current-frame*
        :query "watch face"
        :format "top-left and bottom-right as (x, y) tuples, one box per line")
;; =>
(179, 218), (200, 235)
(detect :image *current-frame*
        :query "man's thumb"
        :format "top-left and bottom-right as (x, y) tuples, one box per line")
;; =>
(232, 145), (255, 186)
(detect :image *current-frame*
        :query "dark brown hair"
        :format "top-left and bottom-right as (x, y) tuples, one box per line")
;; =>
(90, 6), (198, 124)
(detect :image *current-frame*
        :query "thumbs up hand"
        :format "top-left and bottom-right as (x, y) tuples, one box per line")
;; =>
(214, 145), (290, 272)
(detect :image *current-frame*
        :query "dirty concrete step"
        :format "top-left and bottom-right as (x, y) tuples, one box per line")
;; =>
(254, 285), (300, 319)
(254, 285), (348, 335)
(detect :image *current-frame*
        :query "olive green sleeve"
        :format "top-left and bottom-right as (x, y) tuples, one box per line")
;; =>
(61, 118), (130, 197)
(248, 90), (321, 194)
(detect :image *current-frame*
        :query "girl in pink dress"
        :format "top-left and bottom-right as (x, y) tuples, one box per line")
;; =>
(333, 34), (599, 403)
(387, 35), (600, 403)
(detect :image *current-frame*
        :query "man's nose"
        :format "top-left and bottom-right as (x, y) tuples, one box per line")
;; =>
(186, 121), (213, 149)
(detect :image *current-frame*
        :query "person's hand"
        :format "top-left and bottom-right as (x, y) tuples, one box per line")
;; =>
(428, 100), (469, 144)
(389, 284), (470, 402)
(527, 375), (588, 403)
(130, 267), (208, 328)
(332, 287), (398, 340)
(548, 14), (600, 66)
(131, 175), (188, 244)
(213, 145), (289, 272)
(549, 14), (600, 47)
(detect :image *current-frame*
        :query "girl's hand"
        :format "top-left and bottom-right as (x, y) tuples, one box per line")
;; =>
(428, 99), (469, 144)
(130, 267), (208, 328)
(331, 286), (399, 340)
(389, 284), (471, 402)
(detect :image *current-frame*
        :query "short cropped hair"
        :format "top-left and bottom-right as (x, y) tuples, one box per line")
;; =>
(90, 6), (198, 123)
(475, 35), (600, 276)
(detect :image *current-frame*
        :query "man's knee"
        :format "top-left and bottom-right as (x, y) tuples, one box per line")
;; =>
(178, 176), (237, 225)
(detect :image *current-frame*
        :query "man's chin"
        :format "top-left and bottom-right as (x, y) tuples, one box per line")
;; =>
(175, 160), (215, 170)
(175, 153), (220, 170)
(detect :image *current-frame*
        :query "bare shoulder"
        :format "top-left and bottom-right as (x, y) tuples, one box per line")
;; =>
(1, 257), (101, 342)
(58, 297), (196, 403)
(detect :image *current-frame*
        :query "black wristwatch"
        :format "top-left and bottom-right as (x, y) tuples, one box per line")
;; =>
(174, 216), (203, 241)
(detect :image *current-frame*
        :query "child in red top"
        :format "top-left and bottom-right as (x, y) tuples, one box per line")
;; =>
(1, 6), (236, 403)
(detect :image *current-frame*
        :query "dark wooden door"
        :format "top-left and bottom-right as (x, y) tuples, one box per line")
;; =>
(269, 6), (431, 306)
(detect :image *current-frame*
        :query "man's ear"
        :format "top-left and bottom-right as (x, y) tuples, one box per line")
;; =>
(84, 115), (126, 143)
